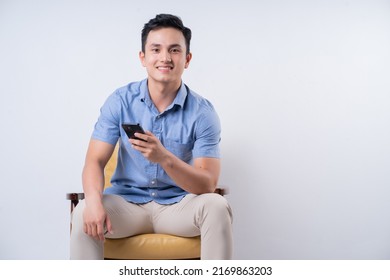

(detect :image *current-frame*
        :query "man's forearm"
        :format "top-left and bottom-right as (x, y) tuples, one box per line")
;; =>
(82, 139), (115, 204)
(82, 162), (105, 204)
(160, 151), (219, 194)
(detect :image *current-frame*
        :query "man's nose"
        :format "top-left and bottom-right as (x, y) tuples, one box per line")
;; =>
(160, 51), (172, 62)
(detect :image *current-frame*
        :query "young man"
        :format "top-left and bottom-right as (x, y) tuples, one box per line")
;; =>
(70, 14), (233, 259)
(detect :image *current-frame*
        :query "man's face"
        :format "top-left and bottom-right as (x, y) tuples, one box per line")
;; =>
(139, 27), (192, 86)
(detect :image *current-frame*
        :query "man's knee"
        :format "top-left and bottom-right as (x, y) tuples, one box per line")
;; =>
(198, 193), (233, 223)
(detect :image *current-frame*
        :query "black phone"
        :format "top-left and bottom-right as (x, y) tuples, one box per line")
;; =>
(121, 123), (145, 140)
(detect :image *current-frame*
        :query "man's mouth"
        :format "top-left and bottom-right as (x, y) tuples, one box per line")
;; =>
(157, 66), (173, 70)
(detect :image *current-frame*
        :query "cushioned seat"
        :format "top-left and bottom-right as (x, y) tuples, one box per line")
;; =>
(104, 234), (201, 260)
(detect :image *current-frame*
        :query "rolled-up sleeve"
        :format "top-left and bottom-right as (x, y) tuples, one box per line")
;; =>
(192, 105), (221, 159)
(91, 92), (121, 145)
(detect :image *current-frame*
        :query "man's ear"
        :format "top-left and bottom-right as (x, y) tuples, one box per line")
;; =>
(185, 52), (192, 69)
(139, 51), (146, 67)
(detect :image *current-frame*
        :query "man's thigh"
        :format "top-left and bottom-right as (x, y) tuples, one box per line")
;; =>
(151, 193), (226, 237)
(103, 194), (154, 238)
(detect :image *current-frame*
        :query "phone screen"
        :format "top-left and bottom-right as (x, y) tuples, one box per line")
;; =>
(121, 124), (145, 140)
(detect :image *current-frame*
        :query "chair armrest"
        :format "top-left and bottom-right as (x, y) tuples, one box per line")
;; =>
(66, 193), (85, 201)
(66, 193), (85, 212)
(214, 187), (225, 195)
(215, 186), (229, 196)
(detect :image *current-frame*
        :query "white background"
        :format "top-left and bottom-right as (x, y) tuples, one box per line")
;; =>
(0, 0), (389, 259)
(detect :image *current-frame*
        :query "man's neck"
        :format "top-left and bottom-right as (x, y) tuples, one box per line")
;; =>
(147, 79), (181, 113)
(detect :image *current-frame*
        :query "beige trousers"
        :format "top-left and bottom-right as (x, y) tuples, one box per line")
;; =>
(70, 193), (233, 259)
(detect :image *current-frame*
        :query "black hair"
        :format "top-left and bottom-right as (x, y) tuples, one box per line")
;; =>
(141, 14), (192, 55)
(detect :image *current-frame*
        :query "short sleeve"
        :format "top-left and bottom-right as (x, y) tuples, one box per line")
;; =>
(91, 92), (121, 145)
(192, 106), (221, 159)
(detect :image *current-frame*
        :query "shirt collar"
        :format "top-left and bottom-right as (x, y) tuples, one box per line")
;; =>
(171, 82), (187, 108)
(140, 79), (187, 111)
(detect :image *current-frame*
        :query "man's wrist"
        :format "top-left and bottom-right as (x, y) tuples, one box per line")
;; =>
(160, 151), (175, 170)
(84, 189), (103, 204)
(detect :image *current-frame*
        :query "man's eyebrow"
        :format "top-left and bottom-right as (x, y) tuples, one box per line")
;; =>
(150, 43), (161, 47)
(148, 43), (183, 49)
(168, 44), (183, 49)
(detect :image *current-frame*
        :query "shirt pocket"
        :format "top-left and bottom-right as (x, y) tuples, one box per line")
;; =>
(164, 139), (194, 163)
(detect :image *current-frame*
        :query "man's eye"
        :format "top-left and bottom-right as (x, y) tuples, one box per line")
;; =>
(151, 49), (159, 53)
(171, 48), (180, 53)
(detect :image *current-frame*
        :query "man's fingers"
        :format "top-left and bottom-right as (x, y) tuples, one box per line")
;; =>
(96, 223), (105, 241)
(83, 223), (105, 240)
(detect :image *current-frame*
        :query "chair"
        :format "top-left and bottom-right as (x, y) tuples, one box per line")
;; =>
(67, 144), (225, 259)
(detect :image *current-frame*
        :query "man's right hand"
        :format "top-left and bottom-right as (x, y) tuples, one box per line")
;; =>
(82, 201), (112, 241)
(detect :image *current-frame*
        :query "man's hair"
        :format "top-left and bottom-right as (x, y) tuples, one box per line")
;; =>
(141, 14), (192, 55)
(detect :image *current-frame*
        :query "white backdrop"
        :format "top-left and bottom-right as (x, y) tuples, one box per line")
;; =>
(1, 0), (389, 259)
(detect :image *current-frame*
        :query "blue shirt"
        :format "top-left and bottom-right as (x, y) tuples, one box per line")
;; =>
(91, 79), (221, 205)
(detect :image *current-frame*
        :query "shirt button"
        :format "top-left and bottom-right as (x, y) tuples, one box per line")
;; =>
(151, 192), (156, 196)
(151, 180), (156, 185)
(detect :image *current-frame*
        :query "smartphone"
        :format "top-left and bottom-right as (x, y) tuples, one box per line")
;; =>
(121, 123), (145, 140)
